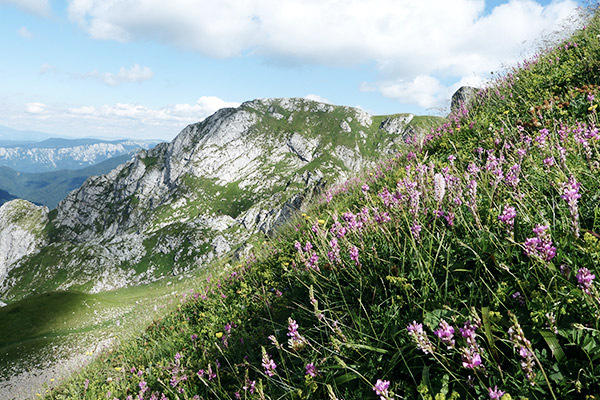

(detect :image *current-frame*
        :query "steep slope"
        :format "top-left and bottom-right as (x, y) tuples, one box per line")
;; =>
(45, 9), (600, 400)
(0, 98), (442, 302)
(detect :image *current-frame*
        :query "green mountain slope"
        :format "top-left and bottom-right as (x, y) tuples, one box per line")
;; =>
(44, 7), (600, 400)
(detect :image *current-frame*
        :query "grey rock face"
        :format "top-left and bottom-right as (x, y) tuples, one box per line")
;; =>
(379, 114), (414, 134)
(450, 86), (479, 114)
(0, 200), (48, 285)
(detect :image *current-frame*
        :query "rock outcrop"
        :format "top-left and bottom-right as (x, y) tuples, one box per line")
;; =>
(450, 86), (479, 114)
(0, 200), (48, 296)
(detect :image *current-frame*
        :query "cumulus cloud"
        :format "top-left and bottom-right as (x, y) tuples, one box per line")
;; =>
(1, 97), (241, 140)
(0, 0), (51, 16)
(65, 0), (580, 109)
(86, 64), (154, 86)
(18, 26), (34, 39)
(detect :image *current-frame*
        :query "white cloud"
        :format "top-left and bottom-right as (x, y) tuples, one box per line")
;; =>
(39, 63), (56, 75)
(25, 102), (48, 114)
(18, 26), (33, 39)
(1, 97), (241, 140)
(86, 64), (154, 86)
(0, 0), (51, 16)
(65, 0), (581, 109)
(377, 75), (450, 109)
(304, 94), (332, 104)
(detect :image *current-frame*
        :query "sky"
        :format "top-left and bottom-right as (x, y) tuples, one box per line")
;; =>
(0, 0), (588, 141)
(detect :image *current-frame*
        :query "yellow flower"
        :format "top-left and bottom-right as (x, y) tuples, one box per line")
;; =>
(215, 332), (224, 339)
(50, 378), (55, 382)
(317, 219), (326, 225)
(114, 367), (122, 372)
(503, 110), (509, 115)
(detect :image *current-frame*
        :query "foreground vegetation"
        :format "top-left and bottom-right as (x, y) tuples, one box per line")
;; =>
(45, 7), (600, 400)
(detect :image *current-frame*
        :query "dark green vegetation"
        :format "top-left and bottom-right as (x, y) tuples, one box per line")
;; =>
(0, 189), (16, 204)
(42, 8), (600, 399)
(0, 154), (132, 208)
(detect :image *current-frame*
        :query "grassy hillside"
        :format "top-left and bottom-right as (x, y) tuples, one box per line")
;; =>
(46, 8), (600, 400)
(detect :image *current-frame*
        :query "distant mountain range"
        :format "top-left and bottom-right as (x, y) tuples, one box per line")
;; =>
(0, 129), (161, 207)
(0, 134), (160, 173)
(0, 154), (134, 209)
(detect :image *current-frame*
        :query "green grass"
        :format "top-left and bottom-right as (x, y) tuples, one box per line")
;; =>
(0, 263), (226, 397)
(39, 8), (600, 400)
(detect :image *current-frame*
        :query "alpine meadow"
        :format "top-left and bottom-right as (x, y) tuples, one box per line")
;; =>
(4, 4), (600, 400)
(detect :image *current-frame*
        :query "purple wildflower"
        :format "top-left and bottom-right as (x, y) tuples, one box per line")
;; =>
(505, 163), (520, 188)
(328, 238), (341, 263)
(560, 176), (582, 237)
(410, 224), (421, 241)
(261, 352), (277, 377)
(460, 321), (479, 349)
(372, 379), (393, 400)
(461, 346), (482, 369)
(488, 385), (506, 399)
(523, 225), (556, 262)
(498, 205), (516, 234)
(577, 267), (595, 295)
(349, 245), (360, 266)
(287, 318), (308, 351)
(509, 317), (536, 385)
(407, 321), (435, 354)
(434, 319), (455, 349)
(305, 363), (319, 377)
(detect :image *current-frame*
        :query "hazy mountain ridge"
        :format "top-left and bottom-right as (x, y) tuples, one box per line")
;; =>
(0, 138), (159, 173)
(0, 98), (443, 303)
(0, 154), (133, 209)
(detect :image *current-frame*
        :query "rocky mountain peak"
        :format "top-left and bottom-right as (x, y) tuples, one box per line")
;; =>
(0, 98), (444, 302)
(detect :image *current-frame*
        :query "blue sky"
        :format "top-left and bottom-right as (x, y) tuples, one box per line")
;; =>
(0, 0), (586, 140)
